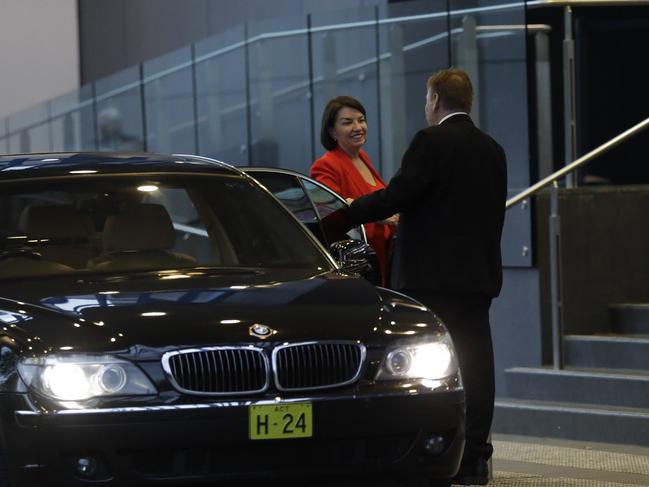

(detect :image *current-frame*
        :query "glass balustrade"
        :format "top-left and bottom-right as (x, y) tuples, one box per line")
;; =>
(0, 0), (530, 232)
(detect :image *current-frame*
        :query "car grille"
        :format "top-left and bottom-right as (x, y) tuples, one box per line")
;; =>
(162, 347), (268, 395)
(273, 342), (365, 391)
(163, 342), (366, 395)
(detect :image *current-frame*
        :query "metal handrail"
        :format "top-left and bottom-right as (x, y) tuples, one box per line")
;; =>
(506, 115), (649, 209)
(505, 114), (649, 370)
(531, 0), (649, 6)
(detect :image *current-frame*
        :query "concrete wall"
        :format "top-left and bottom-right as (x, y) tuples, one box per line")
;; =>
(78, 0), (388, 83)
(0, 0), (79, 120)
(536, 186), (649, 335)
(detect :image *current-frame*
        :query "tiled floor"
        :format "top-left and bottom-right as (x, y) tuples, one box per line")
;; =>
(213, 435), (649, 486)
(487, 434), (649, 487)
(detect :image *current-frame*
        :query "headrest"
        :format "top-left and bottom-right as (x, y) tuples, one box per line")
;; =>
(20, 205), (92, 241)
(102, 204), (175, 252)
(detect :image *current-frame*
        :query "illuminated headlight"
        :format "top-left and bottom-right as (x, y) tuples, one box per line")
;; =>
(17, 355), (156, 401)
(376, 333), (459, 381)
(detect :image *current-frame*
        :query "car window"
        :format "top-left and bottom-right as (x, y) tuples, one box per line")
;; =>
(301, 179), (365, 243)
(246, 172), (328, 246)
(0, 175), (331, 279)
(248, 172), (317, 223)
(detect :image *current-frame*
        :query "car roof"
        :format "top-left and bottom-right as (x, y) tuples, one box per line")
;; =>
(242, 167), (308, 178)
(242, 165), (347, 198)
(0, 152), (241, 181)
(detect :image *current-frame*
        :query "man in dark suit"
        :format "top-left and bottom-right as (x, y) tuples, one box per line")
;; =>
(342, 68), (507, 485)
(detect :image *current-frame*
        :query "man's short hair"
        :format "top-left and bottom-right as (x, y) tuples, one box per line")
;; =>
(427, 68), (473, 113)
(320, 96), (367, 151)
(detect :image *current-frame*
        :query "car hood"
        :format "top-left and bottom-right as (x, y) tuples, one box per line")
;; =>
(0, 268), (440, 354)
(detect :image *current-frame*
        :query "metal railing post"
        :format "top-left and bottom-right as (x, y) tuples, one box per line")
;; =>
(243, 22), (253, 165)
(190, 43), (201, 155)
(457, 15), (481, 127)
(381, 22), (407, 178)
(549, 181), (564, 369)
(307, 14), (316, 164)
(535, 29), (554, 178)
(138, 63), (149, 152)
(91, 82), (99, 151)
(563, 6), (577, 188)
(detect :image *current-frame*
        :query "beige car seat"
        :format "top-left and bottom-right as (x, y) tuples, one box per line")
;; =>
(91, 203), (196, 272)
(19, 204), (97, 269)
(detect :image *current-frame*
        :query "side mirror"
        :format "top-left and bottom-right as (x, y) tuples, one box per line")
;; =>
(329, 239), (381, 286)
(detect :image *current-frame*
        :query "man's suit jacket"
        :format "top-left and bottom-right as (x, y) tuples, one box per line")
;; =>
(347, 114), (507, 298)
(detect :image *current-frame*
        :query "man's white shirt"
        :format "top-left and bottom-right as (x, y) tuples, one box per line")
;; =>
(438, 112), (469, 125)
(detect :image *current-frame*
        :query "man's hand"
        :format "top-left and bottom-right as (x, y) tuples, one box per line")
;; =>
(380, 214), (399, 226)
(322, 208), (354, 241)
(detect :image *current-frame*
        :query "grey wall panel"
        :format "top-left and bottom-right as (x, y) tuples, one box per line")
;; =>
(491, 267), (543, 396)
(124, 0), (211, 67)
(78, 1), (129, 83)
(79, 0), (387, 84)
(502, 194), (533, 267)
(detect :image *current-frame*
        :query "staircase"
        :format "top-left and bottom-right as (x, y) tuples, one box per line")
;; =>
(493, 303), (649, 446)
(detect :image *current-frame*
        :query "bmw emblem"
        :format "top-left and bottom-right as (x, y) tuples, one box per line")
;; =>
(249, 323), (274, 339)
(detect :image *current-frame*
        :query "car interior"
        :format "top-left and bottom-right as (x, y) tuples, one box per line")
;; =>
(0, 176), (329, 279)
(0, 201), (198, 277)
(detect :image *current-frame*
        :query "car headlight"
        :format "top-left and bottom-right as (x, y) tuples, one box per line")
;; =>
(17, 355), (157, 401)
(376, 333), (459, 381)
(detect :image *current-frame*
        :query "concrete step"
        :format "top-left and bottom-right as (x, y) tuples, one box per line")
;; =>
(610, 303), (649, 335)
(564, 334), (649, 370)
(493, 399), (649, 447)
(505, 367), (649, 408)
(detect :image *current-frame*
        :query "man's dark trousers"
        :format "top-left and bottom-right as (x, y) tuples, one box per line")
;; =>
(405, 290), (495, 462)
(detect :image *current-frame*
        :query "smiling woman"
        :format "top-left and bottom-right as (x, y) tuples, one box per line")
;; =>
(310, 96), (397, 286)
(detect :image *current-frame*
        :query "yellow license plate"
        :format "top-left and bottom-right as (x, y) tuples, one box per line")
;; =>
(249, 402), (312, 440)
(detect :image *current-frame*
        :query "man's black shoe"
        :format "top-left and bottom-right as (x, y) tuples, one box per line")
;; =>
(452, 456), (489, 485)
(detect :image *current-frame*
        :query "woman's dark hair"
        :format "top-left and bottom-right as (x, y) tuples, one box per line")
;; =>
(320, 96), (367, 151)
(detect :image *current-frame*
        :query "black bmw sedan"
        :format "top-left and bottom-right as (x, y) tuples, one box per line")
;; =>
(0, 153), (464, 487)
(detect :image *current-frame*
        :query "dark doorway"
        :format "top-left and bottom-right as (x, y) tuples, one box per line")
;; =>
(575, 7), (649, 185)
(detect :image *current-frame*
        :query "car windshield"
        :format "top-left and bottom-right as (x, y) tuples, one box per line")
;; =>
(0, 174), (332, 279)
